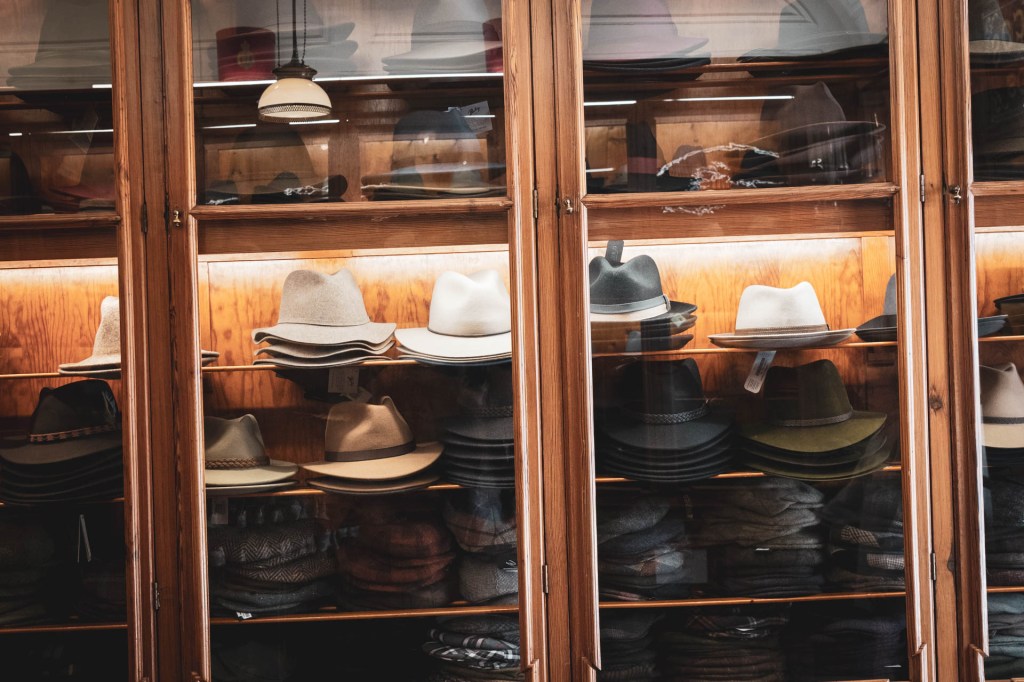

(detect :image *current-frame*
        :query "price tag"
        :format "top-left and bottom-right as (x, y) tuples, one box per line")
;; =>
(744, 351), (776, 393)
(236, 612), (253, 620)
(328, 367), (360, 396)
(454, 101), (493, 133)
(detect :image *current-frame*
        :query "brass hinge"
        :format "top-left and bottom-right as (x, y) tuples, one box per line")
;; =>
(930, 552), (937, 581)
(152, 581), (161, 611)
(919, 174), (925, 204)
(541, 564), (549, 595)
(532, 188), (538, 220)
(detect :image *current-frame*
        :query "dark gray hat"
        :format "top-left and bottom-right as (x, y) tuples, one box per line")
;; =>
(589, 241), (696, 319)
(458, 556), (519, 605)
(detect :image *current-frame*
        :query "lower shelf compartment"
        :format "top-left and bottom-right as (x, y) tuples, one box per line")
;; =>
(599, 590), (906, 610)
(0, 620), (126, 636)
(210, 602), (519, 626)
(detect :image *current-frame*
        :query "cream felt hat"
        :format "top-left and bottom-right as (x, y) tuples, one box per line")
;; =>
(302, 397), (442, 480)
(396, 270), (512, 361)
(709, 281), (853, 349)
(203, 415), (297, 487)
(252, 269), (396, 347)
(981, 363), (1024, 448)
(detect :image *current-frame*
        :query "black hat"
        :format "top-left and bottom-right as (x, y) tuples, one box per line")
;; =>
(589, 241), (697, 321)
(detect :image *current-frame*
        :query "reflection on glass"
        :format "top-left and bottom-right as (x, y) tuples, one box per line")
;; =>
(582, 0), (891, 192)
(192, 0), (507, 204)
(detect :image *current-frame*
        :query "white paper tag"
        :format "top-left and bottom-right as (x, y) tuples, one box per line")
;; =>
(236, 612), (253, 620)
(454, 101), (493, 133)
(328, 367), (360, 396)
(744, 351), (776, 393)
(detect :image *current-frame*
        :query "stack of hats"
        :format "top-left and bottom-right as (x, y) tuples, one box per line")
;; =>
(588, 241), (697, 352)
(252, 269), (396, 369)
(596, 492), (701, 601)
(659, 606), (790, 681)
(738, 0), (887, 73)
(987, 593), (1024, 679)
(972, 88), (1024, 181)
(382, 0), (501, 75)
(440, 367), (516, 489)
(303, 398), (443, 495)
(691, 478), (826, 598)
(596, 359), (734, 483)
(969, 0), (1024, 67)
(981, 363), (1024, 468)
(208, 515), (336, 617)
(784, 603), (908, 681)
(362, 110), (504, 201)
(733, 83), (886, 187)
(423, 614), (524, 681)
(0, 380), (124, 504)
(397, 270), (512, 366)
(710, 281), (853, 349)
(821, 476), (905, 591)
(204, 415), (297, 495)
(985, 472), (1024, 585)
(598, 611), (662, 681)
(336, 500), (457, 610)
(0, 519), (54, 626)
(61, 297), (217, 377)
(7, 0), (111, 90)
(443, 489), (517, 558)
(739, 359), (893, 481)
(583, 0), (710, 73)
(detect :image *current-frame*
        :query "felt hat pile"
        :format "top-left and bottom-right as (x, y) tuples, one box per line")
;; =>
(439, 366), (516, 489)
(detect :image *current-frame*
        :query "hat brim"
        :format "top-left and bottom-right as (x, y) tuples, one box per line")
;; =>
(600, 411), (733, 452)
(971, 40), (1024, 65)
(253, 352), (387, 369)
(301, 442), (442, 480)
(307, 472), (440, 495)
(252, 321), (396, 347)
(1, 458), (123, 489)
(598, 453), (733, 483)
(583, 36), (709, 61)
(744, 438), (893, 480)
(395, 328), (511, 360)
(205, 481), (297, 495)
(255, 341), (392, 359)
(599, 440), (734, 472)
(0, 433), (123, 465)
(745, 431), (888, 467)
(440, 433), (515, 450)
(205, 459), (298, 486)
(740, 410), (888, 453)
(984, 422), (1024, 449)
(590, 301), (697, 328)
(60, 351), (218, 375)
(383, 40), (501, 67)
(739, 32), (888, 60)
(444, 416), (514, 443)
(708, 328), (854, 349)
(590, 332), (693, 355)
(0, 472), (123, 500)
(0, 447), (121, 477)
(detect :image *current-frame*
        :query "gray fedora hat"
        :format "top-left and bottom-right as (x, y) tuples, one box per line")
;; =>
(589, 241), (696, 323)
(204, 415), (297, 487)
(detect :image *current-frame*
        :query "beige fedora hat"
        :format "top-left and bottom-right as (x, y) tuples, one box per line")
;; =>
(709, 281), (853, 349)
(981, 363), (1024, 448)
(396, 270), (512, 360)
(204, 415), (297, 487)
(252, 269), (396, 347)
(302, 397), (442, 480)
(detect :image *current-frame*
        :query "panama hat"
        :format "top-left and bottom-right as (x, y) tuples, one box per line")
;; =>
(252, 269), (396, 347)
(1, 380), (122, 464)
(308, 471), (441, 495)
(302, 397), (442, 480)
(856, 274), (898, 341)
(744, 438), (893, 480)
(740, 359), (887, 453)
(710, 281), (853, 349)
(204, 415), (297, 487)
(396, 270), (512, 361)
(382, 0), (500, 73)
(981, 363), (1024, 449)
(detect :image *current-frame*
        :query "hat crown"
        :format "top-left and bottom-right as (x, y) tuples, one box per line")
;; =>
(589, 247), (667, 313)
(733, 281), (829, 334)
(204, 414), (269, 469)
(275, 269), (371, 328)
(325, 397), (414, 454)
(90, 296), (121, 357)
(586, 0), (681, 45)
(427, 269), (511, 337)
(776, 0), (872, 46)
(969, 0), (1014, 41)
(770, 82), (847, 128)
(882, 274), (897, 316)
(763, 360), (854, 425)
(981, 363), (1024, 421)
(621, 359), (707, 416)
(409, 0), (496, 41)
(29, 380), (120, 439)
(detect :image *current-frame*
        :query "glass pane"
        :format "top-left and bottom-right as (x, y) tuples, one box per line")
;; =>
(191, 0), (507, 205)
(0, 0), (115, 215)
(581, 0), (891, 193)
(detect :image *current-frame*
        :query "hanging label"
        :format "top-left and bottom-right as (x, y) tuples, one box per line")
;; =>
(454, 101), (493, 133)
(78, 514), (93, 563)
(328, 367), (360, 396)
(744, 351), (776, 393)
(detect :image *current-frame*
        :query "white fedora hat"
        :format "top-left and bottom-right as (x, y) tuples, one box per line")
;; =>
(396, 270), (512, 361)
(382, 0), (500, 71)
(981, 363), (1024, 449)
(203, 415), (297, 487)
(709, 281), (853, 349)
(252, 269), (396, 347)
(302, 397), (442, 480)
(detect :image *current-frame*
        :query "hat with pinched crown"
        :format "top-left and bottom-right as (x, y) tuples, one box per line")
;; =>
(252, 269), (396, 347)
(981, 363), (1024, 449)
(589, 241), (696, 323)
(204, 415), (297, 487)
(302, 397), (442, 480)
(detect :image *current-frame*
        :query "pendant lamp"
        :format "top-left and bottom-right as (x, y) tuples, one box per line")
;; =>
(258, 0), (332, 122)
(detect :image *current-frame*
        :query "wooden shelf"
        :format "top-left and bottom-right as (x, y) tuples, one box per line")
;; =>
(0, 213), (120, 231)
(0, 621), (127, 636)
(591, 340), (896, 359)
(0, 214), (120, 263)
(209, 483), (464, 499)
(210, 602), (517, 626)
(595, 465), (902, 485)
(599, 590), (905, 610)
(980, 335), (1024, 344)
(0, 498), (125, 509)
(583, 183), (898, 210)
(0, 371), (66, 380)
(988, 585), (1024, 594)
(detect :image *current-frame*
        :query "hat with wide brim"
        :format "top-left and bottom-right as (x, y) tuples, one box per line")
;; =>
(591, 332), (693, 355)
(252, 353), (387, 369)
(308, 471), (440, 495)
(1, 430), (122, 466)
(599, 456), (732, 483)
(741, 409), (887, 454)
(599, 427), (733, 461)
(583, 37), (708, 62)
(590, 302), (697, 328)
(709, 328), (854, 349)
(255, 340), (392, 358)
(739, 32), (888, 60)
(205, 459), (298, 487)
(444, 416), (514, 443)
(206, 481), (297, 495)
(1, 457), (122, 490)
(600, 409), (733, 453)
(253, 322), (395, 348)
(398, 353), (512, 367)
(744, 438), (893, 480)
(440, 433), (515, 451)
(743, 425), (887, 466)
(302, 442), (442, 480)
(395, 328), (512, 360)
(599, 440), (734, 472)
(971, 39), (1024, 65)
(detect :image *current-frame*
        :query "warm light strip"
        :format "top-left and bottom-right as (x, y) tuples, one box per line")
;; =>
(661, 95), (795, 103)
(91, 83), (112, 89)
(10, 128), (113, 136)
(193, 72), (503, 88)
(202, 123), (257, 130)
(288, 118), (341, 126)
(586, 167), (615, 173)
(583, 99), (637, 107)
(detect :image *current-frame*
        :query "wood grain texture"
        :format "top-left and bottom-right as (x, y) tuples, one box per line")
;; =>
(0, 227), (117, 263)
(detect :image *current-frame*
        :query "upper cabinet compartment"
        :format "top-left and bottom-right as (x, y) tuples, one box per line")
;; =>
(581, 0), (892, 194)
(0, 0), (115, 216)
(191, 0), (507, 206)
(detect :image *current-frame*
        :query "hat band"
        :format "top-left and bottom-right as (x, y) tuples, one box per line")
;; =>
(769, 409), (853, 427)
(206, 455), (271, 470)
(326, 440), (416, 463)
(984, 415), (1024, 425)
(590, 294), (669, 315)
(626, 402), (710, 425)
(425, 325), (511, 338)
(460, 405), (514, 419)
(29, 422), (119, 443)
(734, 323), (830, 335)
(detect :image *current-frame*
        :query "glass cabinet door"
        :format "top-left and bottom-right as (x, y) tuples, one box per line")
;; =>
(0, 0), (149, 680)
(158, 0), (544, 680)
(548, 0), (934, 679)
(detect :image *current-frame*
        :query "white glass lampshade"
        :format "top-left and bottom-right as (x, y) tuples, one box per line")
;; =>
(257, 64), (332, 122)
